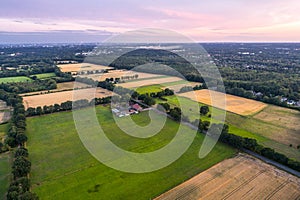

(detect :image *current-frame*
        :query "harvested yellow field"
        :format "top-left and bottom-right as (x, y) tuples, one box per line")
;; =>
(155, 154), (300, 200)
(58, 63), (112, 73)
(118, 76), (182, 88)
(179, 89), (267, 116)
(0, 100), (12, 123)
(254, 105), (300, 132)
(20, 82), (90, 97)
(23, 88), (112, 109)
(87, 70), (165, 82)
(56, 81), (90, 90)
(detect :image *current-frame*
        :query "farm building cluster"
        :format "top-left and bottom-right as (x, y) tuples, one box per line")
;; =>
(112, 103), (144, 117)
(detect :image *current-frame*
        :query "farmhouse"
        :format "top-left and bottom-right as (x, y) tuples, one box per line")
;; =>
(131, 103), (142, 111)
(111, 103), (143, 117)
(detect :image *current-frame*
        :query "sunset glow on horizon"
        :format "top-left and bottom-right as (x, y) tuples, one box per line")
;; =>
(1, 0), (300, 43)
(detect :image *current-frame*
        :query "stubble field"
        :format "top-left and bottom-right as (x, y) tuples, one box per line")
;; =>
(155, 153), (300, 200)
(178, 89), (267, 116)
(118, 76), (183, 88)
(58, 63), (112, 73)
(23, 88), (112, 109)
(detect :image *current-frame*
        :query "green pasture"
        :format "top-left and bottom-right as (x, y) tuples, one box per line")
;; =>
(26, 106), (236, 199)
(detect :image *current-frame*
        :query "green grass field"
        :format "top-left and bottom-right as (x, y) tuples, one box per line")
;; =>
(135, 85), (163, 94)
(0, 123), (8, 139)
(0, 76), (32, 83)
(26, 106), (236, 199)
(33, 73), (56, 79)
(0, 153), (11, 199)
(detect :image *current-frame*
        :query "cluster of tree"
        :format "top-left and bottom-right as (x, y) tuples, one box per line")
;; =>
(2, 95), (27, 148)
(153, 88), (174, 98)
(191, 119), (211, 132)
(208, 123), (300, 172)
(0, 140), (8, 153)
(6, 148), (38, 200)
(120, 74), (139, 81)
(225, 85), (299, 109)
(76, 76), (98, 86)
(157, 103), (182, 121)
(0, 79), (57, 94)
(178, 84), (207, 93)
(169, 107), (182, 121)
(136, 89), (173, 106)
(200, 105), (209, 115)
(0, 90), (37, 199)
(0, 65), (55, 78)
(135, 89), (174, 103)
(98, 80), (115, 91)
(26, 97), (111, 117)
(137, 94), (156, 106)
(0, 44), (93, 68)
(53, 67), (74, 83)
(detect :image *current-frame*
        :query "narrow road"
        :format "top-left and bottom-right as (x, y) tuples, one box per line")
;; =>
(242, 149), (300, 177)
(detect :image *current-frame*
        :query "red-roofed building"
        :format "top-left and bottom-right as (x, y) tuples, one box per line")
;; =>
(131, 103), (142, 111)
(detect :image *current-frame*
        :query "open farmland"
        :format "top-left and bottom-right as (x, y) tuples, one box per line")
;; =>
(254, 105), (300, 132)
(87, 70), (166, 82)
(161, 82), (201, 93)
(20, 81), (90, 97)
(226, 105), (300, 160)
(0, 100), (12, 123)
(23, 88), (112, 109)
(26, 106), (235, 199)
(156, 94), (300, 161)
(155, 153), (300, 200)
(33, 72), (56, 79)
(118, 76), (183, 88)
(178, 89), (267, 116)
(0, 153), (12, 199)
(56, 81), (90, 90)
(0, 76), (32, 83)
(135, 85), (163, 94)
(58, 63), (112, 73)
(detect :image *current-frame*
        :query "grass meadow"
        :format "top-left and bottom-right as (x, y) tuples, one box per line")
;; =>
(135, 85), (163, 94)
(26, 106), (236, 199)
(0, 152), (11, 199)
(0, 76), (32, 83)
(34, 73), (56, 79)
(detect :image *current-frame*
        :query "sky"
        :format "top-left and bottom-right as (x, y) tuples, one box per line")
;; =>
(1, 0), (300, 43)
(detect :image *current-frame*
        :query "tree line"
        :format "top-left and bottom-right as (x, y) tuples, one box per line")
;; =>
(26, 97), (111, 117)
(0, 79), (57, 94)
(0, 90), (38, 199)
(6, 147), (38, 200)
(157, 101), (300, 172)
(209, 123), (300, 172)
